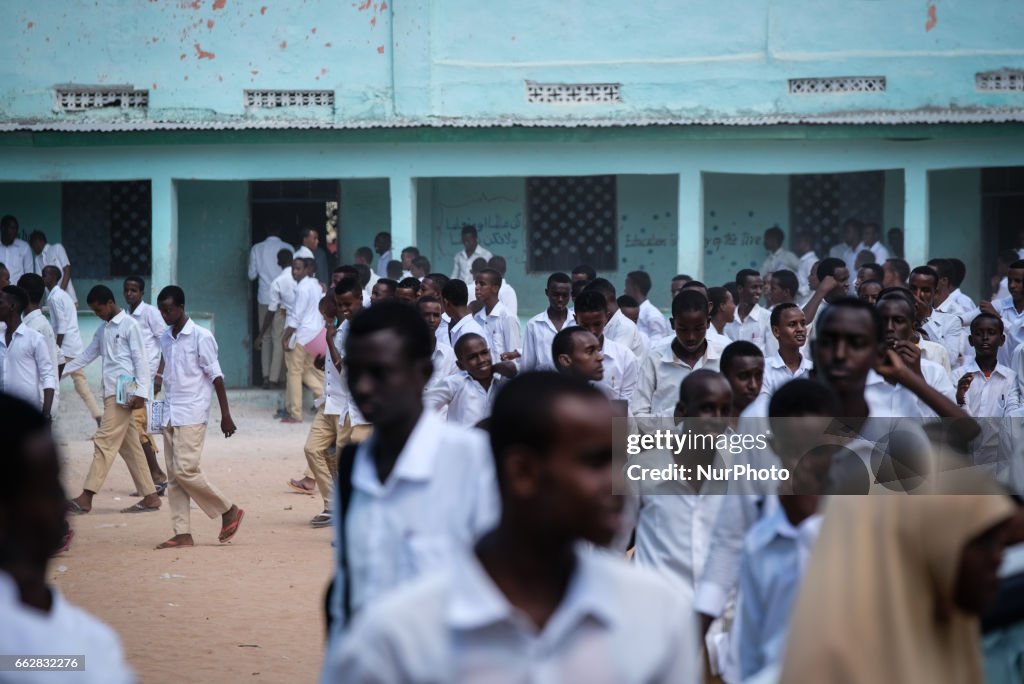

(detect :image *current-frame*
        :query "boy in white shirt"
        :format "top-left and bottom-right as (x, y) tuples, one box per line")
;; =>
(760, 226), (800, 282)
(254, 249), (295, 389)
(282, 257), (325, 423)
(419, 274), (451, 346)
(488, 255), (518, 319)
(63, 285), (161, 516)
(441, 279), (486, 347)
(573, 290), (638, 402)
(425, 333), (516, 426)
(473, 268), (522, 364)
(551, 326), (608, 395)
(0, 286), (56, 416)
(324, 373), (700, 684)
(720, 341), (765, 417)
(910, 266), (963, 367)
(29, 230), (76, 304)
(625, 270), (672, 341)
(43, 266), (102, 424)
(16, 274), (62, 420)
(521, 272), (572, 371)
(419, 296), (458, 420)
(585, 278), (646, 359)
(0, 216), (33, 285)
(450, 224), (493, 283)
(746, 303), (812, 417)
(153, 286), (244, 549)
(124, 276), (168, 492)
(726, 269), (770, 347)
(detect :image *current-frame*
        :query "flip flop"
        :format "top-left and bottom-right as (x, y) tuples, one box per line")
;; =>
(155, 538), (194, 550)
(121, 502), (160, 514)
(219, 508), (245, 543)
(66, 500), (89, 515)
(287, 479), (316, 495)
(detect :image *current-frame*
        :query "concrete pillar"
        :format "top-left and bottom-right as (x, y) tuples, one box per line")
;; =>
(150, 176), (178, 301)
(389, 176), (418, 250)
(903, 167), (929, 268)
(676, 170), (704, 279)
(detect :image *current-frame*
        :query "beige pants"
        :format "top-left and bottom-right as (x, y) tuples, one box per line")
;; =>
(284, 342), (324, 420)
(258, 304), (273, 382)
(84, 396), (157, 496)
(269, 309), (286, 383)
(132, 405), (158, 452)
(163, 424), (232, 535)
(68, 366), (102, 420)
(304, 410), (372, 509)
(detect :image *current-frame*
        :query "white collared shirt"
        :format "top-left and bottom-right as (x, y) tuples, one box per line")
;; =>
(796, 251), (818, 305)
(286, 276), (325, 347)
(322, 547), (700, 684)
(424, 371), (506, 426)
(473, 300), (522, 363)
(435, 313), (452, 348)
(921, 309), (963, 367)
(521, 309), (570, 372)
(268, 267), (296, 313)
(428, 342), (458, 386)
(293, 245), (315, 260)
(829, 243), (859, 293)
(248, 236), (293, 305)
(637, 299), (671, 341)
(954, 360), (1013, 467)
(33, 243), (77, 303)
(329, 411), (499, 639)
(999, 300), (1024, 370)
(603, 309), (646, 359)
(129, 301), (166, 374)
(375, 249), (392, 278)
(21, 309), (62, 371)
(725, 304), (770, 347)
(743, 352), (815, 418)
(761, 247), (800, 281)
(0, 323), (56, 408)
(45, 285), (83, 358)
(324, 321), (368, 424)
(0, 238), (33, 284)
(864, 363), (955, 418)
(855, 240), (890, 265)
(449, 313), (487, 349)
(450, 245), (493, 283)
(158, 319), (222, 427)
(919, 338), (952, 375)
(596, 337), (638, 402)
(64, 310), (151, 400)
(631, 336), (723, 420)
(0, 572), (134, 684)
(498, 280), (518, 319)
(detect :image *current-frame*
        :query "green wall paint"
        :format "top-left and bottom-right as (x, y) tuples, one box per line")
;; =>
(0, 182), (62, 241)
(929, 169), (983, 301)
(339, 179), (391, 265)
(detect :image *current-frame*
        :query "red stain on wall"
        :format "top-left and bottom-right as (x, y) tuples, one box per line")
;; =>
(26, 21), (34, 29)
(194, 42), (216, 59)
(188, 0), (202, 9)
(279, 40), (287, 49)
(260, 5), (267, 14)
(320, 67), (328, 75)
(377, 45), (384, 54)
(311, 27), (317, 33)
(212, 0), (227, 9)
(925, 4), (937, 31)
(207, 19), (215, 28)
(152, 83), (158, 89)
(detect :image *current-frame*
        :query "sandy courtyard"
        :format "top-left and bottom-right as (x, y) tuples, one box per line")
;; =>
(51, 396), (333, 683)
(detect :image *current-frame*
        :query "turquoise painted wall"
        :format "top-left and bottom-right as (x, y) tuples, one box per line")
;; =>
(0, 183), (62, 242)
(177, 181), (250, 387)
(883, 169), (906, 245)
(339, 179), (391, 264)
(3, 1), (1023, 124)
(929, 169), (984, 301)
(702, 173), (790, 288)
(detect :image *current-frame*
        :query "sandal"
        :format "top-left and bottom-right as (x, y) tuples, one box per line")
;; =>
(310, 512), (332, 528)
(219, 508), (245, 543)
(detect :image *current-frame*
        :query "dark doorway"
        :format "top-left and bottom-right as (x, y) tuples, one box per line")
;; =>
(983, 168), (1024, 299)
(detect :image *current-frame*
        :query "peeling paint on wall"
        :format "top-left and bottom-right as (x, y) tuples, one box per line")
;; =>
(194, 42), (215, 59)
(925, 4), (937, 31)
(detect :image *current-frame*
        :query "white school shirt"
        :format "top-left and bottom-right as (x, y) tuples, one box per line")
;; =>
(328, 410), (500, 639)
(761, 247), (800, 281)
(267, 267), (296, 314)
(855, 240), (890, 265)
(498, 280), (518, 319)
(631, 336), (723, 421)
(995, 277), (1010, 302)
(473, 301), (522, 363)
(158, 319), (222, 427)
(796, 251), (818, 305)
(707, 326), (732, 350)
(435, 313), (452, 348)
(921, 309), (963, 367)
(450, 245), (493, 283)
(428, 342), (458, 386)
(129, 301), (166, 374)
(448, 314), (487, 349)
(521, 309), (570, 372)
(725, 303), (771, 348)
(0, 323), (56, 409)
(950, 288), (977, 318)
(286, 276), (324, 347)
(325, 322), (368, 425)
(953, 360), (1013, 467)
(596, 337), (638, 402)
(248, 236), (293, 306)
(33, 243), (77, 303)
(293, 245), (315, 260)
(742, 352), (815, 418)
(999, 300), (1024, 370)
(828, 243), (859, 293)
(0, 238), (33, 284)
(863, 362), (955, 418)
(375, 249), (392, 278)
(424, 371), (506, 426)
(637, 299), (671, 340)
(919, 338), (952, 375)
(0, 572), (135, 684)
(45, 285), (83, 359)
(603, 309), (646, 359)
(64, 310), (151, 400)
(23, 308), (63, 370)
(322, 547), (700, 684)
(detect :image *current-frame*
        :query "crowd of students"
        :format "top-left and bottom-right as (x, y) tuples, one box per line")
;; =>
(2, 216), (1024, 682)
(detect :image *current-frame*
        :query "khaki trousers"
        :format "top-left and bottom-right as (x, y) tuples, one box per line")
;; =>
(163, 424), (232, 535)
(258, 304), (272, 382)
(132, 405), (158, 452)
(269, 309), (286, 383)
(284, 342), (324, 420)
(68, 366), (102, 420)
(84, 396), (157, 496)
(304, 410), (372, 509)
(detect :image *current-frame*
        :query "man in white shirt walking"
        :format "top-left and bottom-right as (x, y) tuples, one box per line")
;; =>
(282, 257), (325, 422)
(373, 232), (392, 278)
(585, 278), (646, 359)
(124, 276), (168, 492)
(152, 286), (243, 549)
(725, 269), (770, 347)
(253, 249), (295, 389)
(450, 224), (493, 283)
(0, 286), (56, 417)
(0, 216), (33, 285)
(29, 230), (76, 304)
(63, 286), (160, 516)
(760, 226), (800, 282)
(473, 268), (522, 365)
(16, 274), (62, 419)
(323, 373), (700, 683)
(249, 226), (294, 387)
(487, 255), (518, 319)
(521, 272), (572, 371)
(42, 266), (101, 424)
(625, 270), (671, 341)
(794, 231), (818, 306)
(855, 223), (891, 266)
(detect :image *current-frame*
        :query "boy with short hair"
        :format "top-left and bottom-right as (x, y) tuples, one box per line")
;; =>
(794, 231), (818, 305)
(29, 230), (76, 304)
(451, 224), (493, 282)
(153, 286), (243, 549)
(551, 325), (604, 385)
(123, 276), (168, 490)
(64, 285), (160, 515)
(720, 341), (765, 417)
(585, 278), (646, 358)
(573, 290), (638, 402)
(625, 270), (671, 340)
(42, 265), (101, 424)
(372, 233), (392, 278)
(987, 259), (1024, 370)
(857, 279), (883, 306)
(473, 268), (522, 364)
(760, 226), (800, 281)
(400, 247), (419, 279)
(0, 286), (56, 416)
(954, 313), (1013, 475)
(417, 295), (457, 393)
(15, 274), (62, 418)
(282, 257), (326, 423)
(370, 277), (398, 304)
(420, 274), (451, 346)
(487, 255), (518, 319)
(725, 269), (770, 346)
(442, 279), (486, 347)
(756, 303), (812, 408)
(521, 272), (572, 371)
(424, 333), (516, 426)
(410, 256), (431, 280)
(767, 270), (799, 309)
(909, 265), (963, 366)
(386, 260), (403, 281)
(395, 277), (421, 303)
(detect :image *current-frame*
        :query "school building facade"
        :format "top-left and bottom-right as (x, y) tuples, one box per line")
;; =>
(2, 0), (1024, 386)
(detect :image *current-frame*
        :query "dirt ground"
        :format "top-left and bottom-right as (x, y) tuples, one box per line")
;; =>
(51, 396), (333, 684)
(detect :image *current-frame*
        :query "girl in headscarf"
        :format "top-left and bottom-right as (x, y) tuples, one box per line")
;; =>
(779, 493), (1014, 683)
